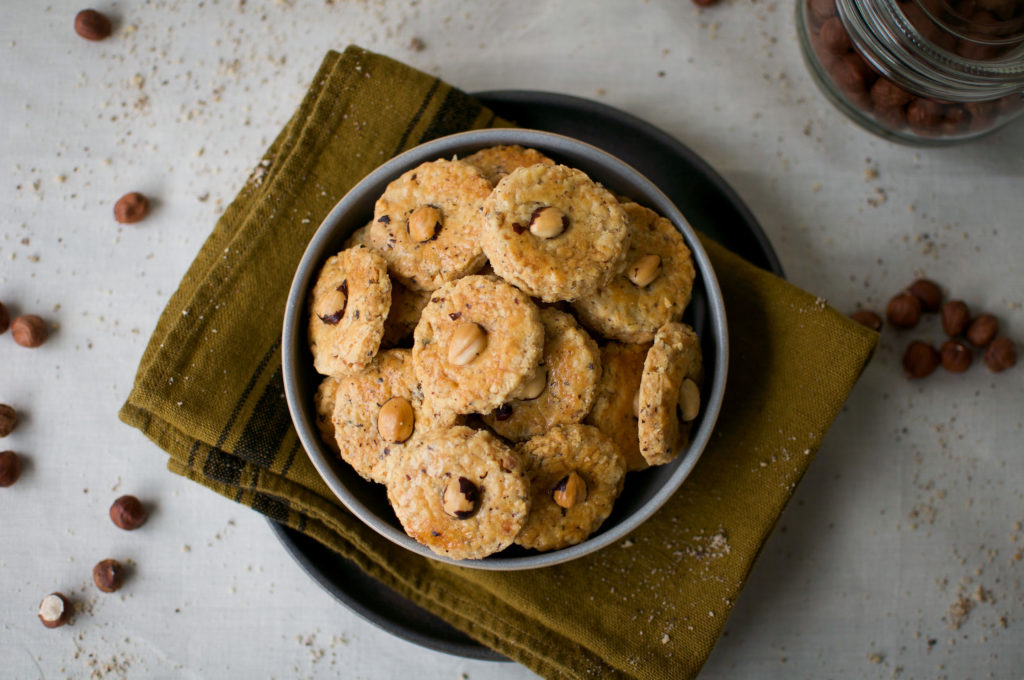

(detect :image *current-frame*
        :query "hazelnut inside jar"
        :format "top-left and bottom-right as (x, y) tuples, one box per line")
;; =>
(798, 0), (1024, 144)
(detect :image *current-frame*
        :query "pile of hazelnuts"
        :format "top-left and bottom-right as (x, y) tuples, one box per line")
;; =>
(851, 278), (1017, 379)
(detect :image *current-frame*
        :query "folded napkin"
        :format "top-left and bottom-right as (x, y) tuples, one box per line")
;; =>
(120, 45), (878, 680)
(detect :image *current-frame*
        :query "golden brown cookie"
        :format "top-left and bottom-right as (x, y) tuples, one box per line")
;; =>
(637, 322), (703, 466)
(514, 424), (626, 552)
(386, 425), (531, 560)
(462, 144), (555, 186)
(380, 277), (432, 349)
(371, 159), (491, 291)
(412, 275), (544, 415)
(331, 349), (460, 484)
(314, 376), (342, 455)
(584, 341), (652, 472)
(308, 245), (391, 376)
(571, 202), (695, 343)
(481, 308), (601, 441)
(481, 164), (630, 302)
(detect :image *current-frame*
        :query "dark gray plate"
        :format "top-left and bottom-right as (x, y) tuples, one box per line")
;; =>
(269, 89), (784, 661)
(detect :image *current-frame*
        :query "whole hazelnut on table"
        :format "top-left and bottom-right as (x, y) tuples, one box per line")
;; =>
(12, 315), (48, 348)
(850, 309), (883, 331)
(93, 559), (126, 593)
(941, 300), (971, 337)
(114, 192), (150, 224)
(940, 340), (973, 373)
(74, 9), (112, 41)
(907, 278), (942, 312)
(109, 494), (148, 530)
(887, 292), (922, 328)
(984, 336), (1017, 373)
(0, 300), (9, 334)
(966, 314), (999, 347)
(903, 341), (940, 378)
(38, 593), (73, 628)
(0, 404), (18, 437)
(0, 450), (22, 487)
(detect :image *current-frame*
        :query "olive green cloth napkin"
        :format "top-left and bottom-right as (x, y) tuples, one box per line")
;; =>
(119, 45), (877, 680)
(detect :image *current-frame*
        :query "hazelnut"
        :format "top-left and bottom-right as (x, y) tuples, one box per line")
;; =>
(377, 397), (415, 443)
(493, 403), (514, 421)
(627, 255), (662, 288)
(0, 404), (18, 437)
(873, 103), (908, 131)
(12, 315), (48, 348)
(552, 471), (588, 509)
(38, 593), (72, 628)
(818, 17), (852, 54)
(940, 340), (973, 373)
(74, 9), (112, 41)
(850, 309), (883, 331)
(940, 106), (970, 136)
(870, 78), (914, 109)
(92, 559), (126, 593)
(678, 378), (701, 423)
(442, 476), (479, 519)
(407, 205), (442, 243)
(966, 314), (999, 347)
(114, 192), (150, 224)
(965, 101), (999, 132)
(528, 206), (568, 239)
(515, 366), (547, 401)
(903, 340), (940, 378)
(907, 279), (942, 312)
(447, 322), (487, 366)
(0, 450), (22, 487)
(316, 280), (347, 326)
(886, 292), (922, 329)
(0, 300), (8, 334)
(941, 300), (971, 336)
(984, 336), (1017, 372)
(808, 0), (838, 25)
(907, 99), (945, 136)
(109, 495), (147, 530)
(632, 390), (641, 419)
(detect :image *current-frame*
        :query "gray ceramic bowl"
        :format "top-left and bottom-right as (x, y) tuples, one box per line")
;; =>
(282, 128), (728, 570)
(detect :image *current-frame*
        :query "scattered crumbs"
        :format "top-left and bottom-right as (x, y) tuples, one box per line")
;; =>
(868, 652), (885, 664)
(661, 633), (670, 644)
(811, 181), (821, 193)
(182, 544), (192, 553)
(865, 167), (879, 181)
(946, 591), (974, 630)
(620, 539), (635, 548)
(408, 37), (426, 52)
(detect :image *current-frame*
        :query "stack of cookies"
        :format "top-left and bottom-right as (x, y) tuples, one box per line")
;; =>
(309, 145), (703, 560)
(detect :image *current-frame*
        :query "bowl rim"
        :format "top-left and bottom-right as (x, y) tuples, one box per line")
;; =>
(282, 127), (729, 570)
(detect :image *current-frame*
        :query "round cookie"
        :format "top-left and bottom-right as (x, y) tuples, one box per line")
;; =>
(462, 144), (554, 186)
(314, 375), (342, 455)
(381, 277), (432, 349)
(481, 308), (601, 441)
(584, 341), (652, 472)
(331, 349), (460, 484)
(386, 425), (531, 560)
(514, 424), (626, 552)
(412, 275), (544, 415)
(371, 158), (491, 291)
(481, 164), (630, 302)
(308, 245), (391, 376)
(638, 322), (703, 466)
(571, 202), (695, 343)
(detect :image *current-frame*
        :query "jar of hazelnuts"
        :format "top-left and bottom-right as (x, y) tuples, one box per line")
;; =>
(798, 0), (1024, 144)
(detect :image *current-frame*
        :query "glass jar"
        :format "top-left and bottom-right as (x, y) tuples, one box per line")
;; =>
(797, 0), (1024, 144)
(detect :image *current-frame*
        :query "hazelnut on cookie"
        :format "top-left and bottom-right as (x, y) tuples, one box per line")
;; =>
(481, 164), (630, 302)
(371, 159), (491, 291)
(308, 245), (391, 376)
(572, 201), (695, 343)
(412, 275), (544, 415)
(637, 322), (703, 466)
